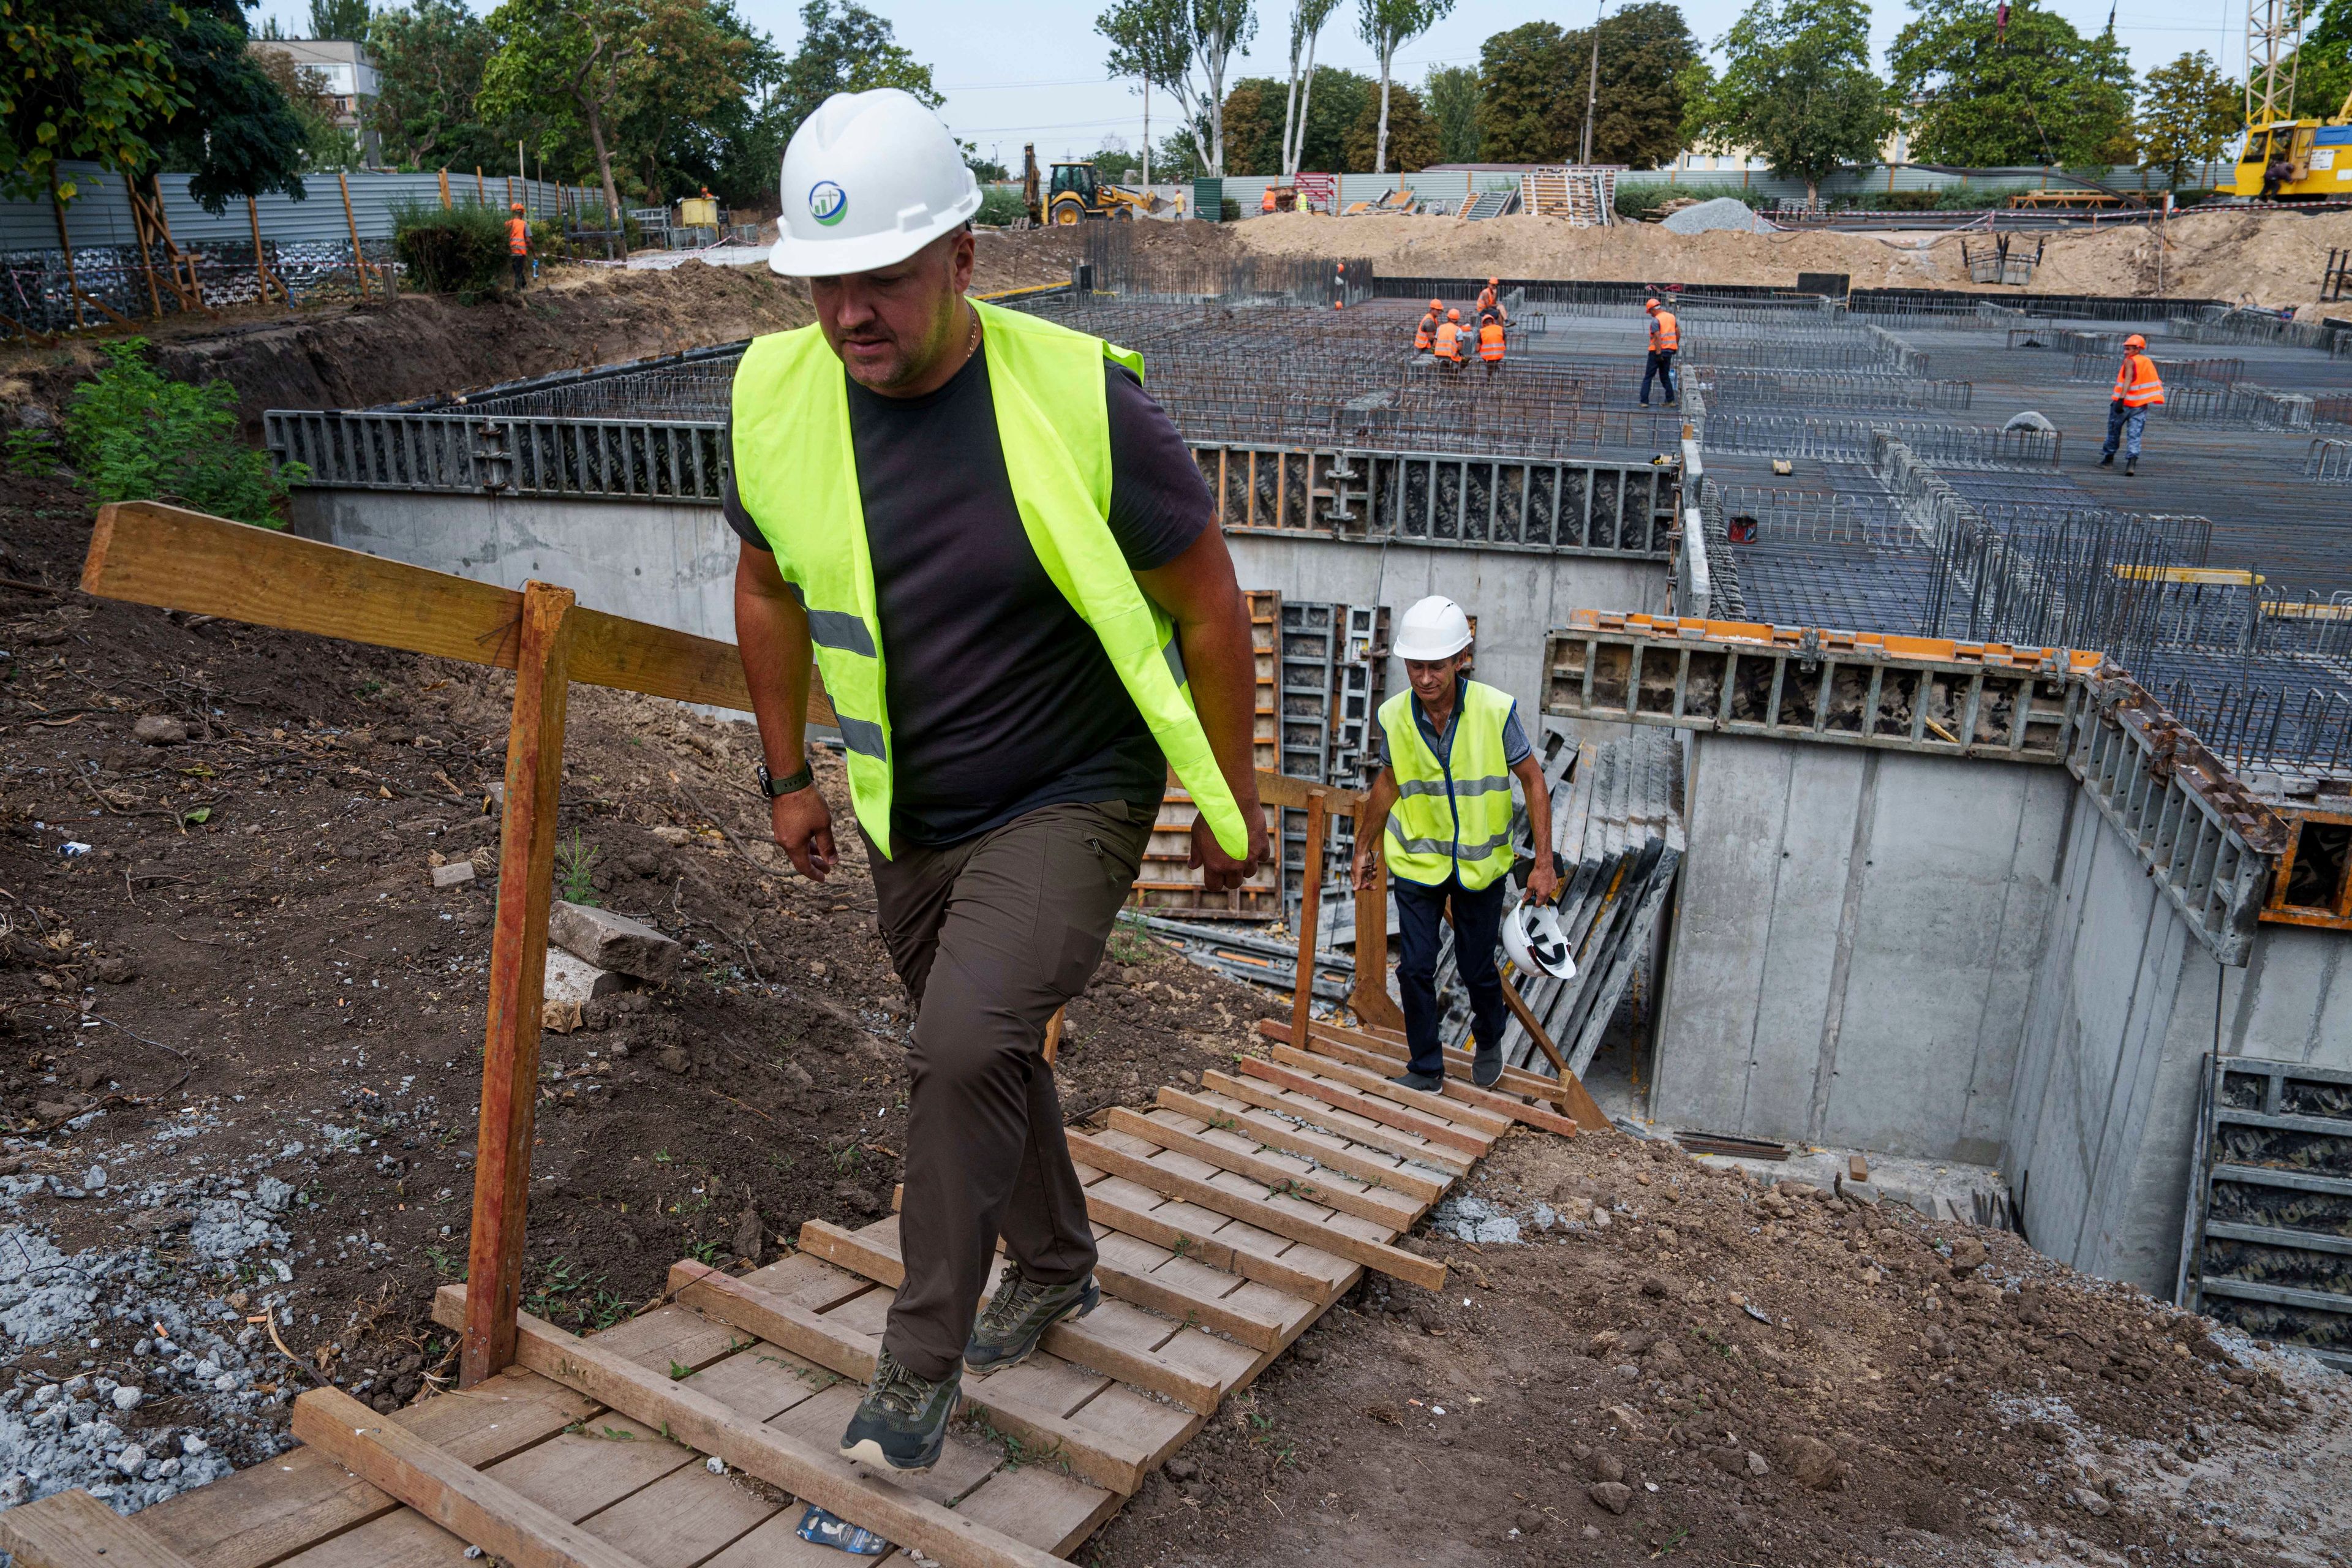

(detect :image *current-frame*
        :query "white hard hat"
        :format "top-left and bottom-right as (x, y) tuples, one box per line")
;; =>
(1502, 900), (1577, 981)
(1394, 595), (1472, 660)
(770, 89), (981, 278)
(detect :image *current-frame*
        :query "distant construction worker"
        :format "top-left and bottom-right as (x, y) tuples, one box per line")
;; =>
(1352, 597), (1555, 1090)
(1262, 184), (1279, 214)
(729, 88), (1267, 1473)
(2100, 333), (2165, 476)
(506, 203), (531, 292)
(1476, 276), (1508, 323)
(1640, 296), (1679, 406)
(1477, 311), (1506, 376)
(1433, 307), (1465, 371)
(1415, 298), (1442, 353)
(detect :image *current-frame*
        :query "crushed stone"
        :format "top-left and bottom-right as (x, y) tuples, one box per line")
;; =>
(1659, 198), (1776, 236)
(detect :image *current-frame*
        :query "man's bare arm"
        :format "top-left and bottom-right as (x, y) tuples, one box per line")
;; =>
(1512, 752), (1556, 904)
(734, 544), (835, 880)
(1135, 527), (1269, 889)
(1352, 766), (1400, 890)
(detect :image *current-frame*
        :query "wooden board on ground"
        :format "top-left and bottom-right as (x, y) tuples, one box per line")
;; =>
(1198, 1068), (1472, 1178)
(1231, 1057), (1491, 1157)
(1153, 1085), (1450, 1204)
(1107, 1106), (1427, 1229)
(1264, 1043), (1512, 1138)
(1262, 1024), (1590, 1139)
(0, 1488), (202, 1568)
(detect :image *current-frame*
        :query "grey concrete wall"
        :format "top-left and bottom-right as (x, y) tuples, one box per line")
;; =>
(1651, 732), (2072, 1164)
(1223, 532), (1667, 723)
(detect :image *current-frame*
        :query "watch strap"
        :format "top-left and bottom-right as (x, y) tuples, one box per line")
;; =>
(757, 762), (814, 798)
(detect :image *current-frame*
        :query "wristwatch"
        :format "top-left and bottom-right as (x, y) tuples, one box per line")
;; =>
(756, 761), (813, 798)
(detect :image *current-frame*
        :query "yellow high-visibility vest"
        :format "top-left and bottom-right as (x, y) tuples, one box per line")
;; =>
(728, 299), (1248, 860)
(1379, 679), (1516, 889)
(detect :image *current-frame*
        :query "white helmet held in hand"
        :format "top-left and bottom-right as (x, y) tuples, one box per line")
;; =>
(1394, 595), (1473, 660)
(1501, 899), (1577, 981)
(770, 88), (982, 278)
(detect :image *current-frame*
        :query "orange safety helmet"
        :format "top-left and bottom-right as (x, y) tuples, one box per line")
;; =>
(511, 202), (526, 211)
(1488, 277), (1499, 287)
(1447, 308), (1461, 321)
(1429, 298), (1442, 310)
(2124, 333), (2147, 350)
(1645, 297), (1661, 311)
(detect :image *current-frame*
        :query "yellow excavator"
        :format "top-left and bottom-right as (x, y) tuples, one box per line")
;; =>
(1020, 145), (1159, 224)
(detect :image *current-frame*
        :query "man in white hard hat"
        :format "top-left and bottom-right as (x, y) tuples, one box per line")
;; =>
(1351, 597), (1556, 1091)
(725, 88), (1270, 1473)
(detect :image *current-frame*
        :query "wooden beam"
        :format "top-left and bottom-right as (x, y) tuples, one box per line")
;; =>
(1153, 1085), (1448, 1204)
(1289, 789), (1327, 1050)
(462, 582), (574, 1385)
(793, 1220), (1224, 1414)
(1105, 1107), (1423, 1229)
(1496, 974), (1612, 1133)
(1196, 1069), (1470, 1178)
(289, 1386), (649, 1568)
(0, 1488), (199, 1568)
(1266, 1042), (1512, 1137)
(1065, 1131), (1445, 1292)
(430, 1288), (1062, 1568)
(1231, 1057), (1490, 1157)
(1063, 1174), (1344, 1309)
(1264, 1017), (1608, 1136)
(1352, 849), (1404, 1031)
(1264, 1025), (1585, 1139)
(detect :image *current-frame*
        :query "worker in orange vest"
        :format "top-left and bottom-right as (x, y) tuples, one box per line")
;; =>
(1415, 298), (1442, 352)
(1475, 277), (1507, 323)
(2100, 333), (2165, 476)
(1433, 308), (1464, 371)
(1261, 185), (1279, 214)
(1640, 297), (1679, 406)
(506, 202), (531, 292)
(1477, 311), (1506, 375)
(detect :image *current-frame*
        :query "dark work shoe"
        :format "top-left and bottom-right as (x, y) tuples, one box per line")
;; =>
(2124, 458), (2137, 477)
(967, 1269), (1099, 1375)
(2097, 453), (2114, 467)
(1472, 1041), (1504, 1088)
(839, 1348), (958, 1472)
(1389, 1069), (1445, 1093)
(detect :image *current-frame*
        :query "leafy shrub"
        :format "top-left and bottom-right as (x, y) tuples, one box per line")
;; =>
(1613, 181), (1755, 220)
(393, 201), (514, 295)
(976, 185), (1026, 226)
(62, 341), (302, 527)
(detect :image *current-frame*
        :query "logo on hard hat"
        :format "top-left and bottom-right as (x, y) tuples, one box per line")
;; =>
(808, 181), (848, 226)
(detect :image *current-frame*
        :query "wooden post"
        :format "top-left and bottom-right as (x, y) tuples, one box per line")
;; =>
(477, 166), (486, 205)
(461, 581), (578, 1387)
(337, 170), (370, 301)
(1290, 791), (1327, 1047)
(47, 166), (84, 330)
(128, 187), (164, 320)
(439, 167), (451, 209)
(247, 198), (277, 305)
(1351, 837), (1404, 1031)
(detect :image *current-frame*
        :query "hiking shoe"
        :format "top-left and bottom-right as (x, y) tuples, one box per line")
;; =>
(1388, 1069), (1445, 1093)
(2097, 453), (2115, 467)
(839, 1347), (958, 1472)
(966, 1269), (1099, 1375)
(1471, 1040), (1504, 1088)
(2124, 458), (2137, 477)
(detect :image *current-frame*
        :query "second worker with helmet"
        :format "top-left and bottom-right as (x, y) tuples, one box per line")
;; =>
(1352, 597), (1558, 1090)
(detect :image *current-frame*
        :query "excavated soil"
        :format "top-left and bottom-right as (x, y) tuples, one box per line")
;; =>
(1091, 1131), (2351, 1568)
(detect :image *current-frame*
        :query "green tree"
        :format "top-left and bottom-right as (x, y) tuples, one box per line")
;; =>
(1358, 0), (1451, 173)
(1888, 0), (2134, 167)
(1219, 77), (1284, 172)
(774, 0), (940, 134)
(1684, 0), (1888, 204)
(0, 0), (186, 202)
(1091, 139), (1141, 180)
(1476, 20), (1561, 162)
(2136, 51), (2240, 187)
(1099, 0), (1256, 174)
(1279, 0), (1340, 176)
(1474, 4), (1695, 168)
(1423, 62), (1479, 162)
(1215, 64), (1371, 171)
(307, 0), (371, 39)
(368, 0), (510, 170)
(2297, 0), (2352, 119)
(1343, 78), (1436, 170)
(635, 0), (783, 206)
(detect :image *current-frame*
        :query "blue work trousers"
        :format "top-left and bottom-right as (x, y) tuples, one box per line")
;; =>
(1393, 871), (1509, 1078)
(1640, 350), (1678, 405)
(2102, 401), (2150, 461)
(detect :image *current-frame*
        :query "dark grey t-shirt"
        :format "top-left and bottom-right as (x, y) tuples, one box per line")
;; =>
(725, 346), (1212, 847)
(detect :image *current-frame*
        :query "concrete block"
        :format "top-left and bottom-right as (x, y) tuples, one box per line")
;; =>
(544, 948), (623, 1005)
(429, 861), (476, 888)
(548, 900), (680, 983)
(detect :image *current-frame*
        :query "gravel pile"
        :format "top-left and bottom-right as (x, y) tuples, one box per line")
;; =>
(1660, 197), (1776, 236)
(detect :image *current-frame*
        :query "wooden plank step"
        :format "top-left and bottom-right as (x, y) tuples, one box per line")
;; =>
(1155, 1084), (1450, 1204)
(1232, 1057), (1490, 1157)
(1088, 1226), (1309, 1350)
(794, 1217), (1232, 1414)
(288, 1385), (650, 1568)
(430, 1285), (1061, 1568)
(0, 1488), (200, 1568)
(1066, 1130), (1445, 1291)
(1198, 1068), (1471, 1178)
(1277, 1016), (1568, 1106)
(1108, 1106), (1427, 1229)
(1265, 1043), (1513, 1138)
(660, 1261), (1175, 1496)
(1063, 1169), (1354, 1306)
(1264, 1023), (1589, 1139)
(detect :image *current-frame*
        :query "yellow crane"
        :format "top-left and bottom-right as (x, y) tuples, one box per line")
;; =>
(2222, 1), (2352, 199)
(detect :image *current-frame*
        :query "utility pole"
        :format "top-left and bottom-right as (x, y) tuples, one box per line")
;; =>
(1143, 79), (1151, 189)
(1578, 0), (1605, 167)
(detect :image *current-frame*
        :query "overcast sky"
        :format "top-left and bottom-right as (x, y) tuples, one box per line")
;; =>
(261, 0), (2251, 166)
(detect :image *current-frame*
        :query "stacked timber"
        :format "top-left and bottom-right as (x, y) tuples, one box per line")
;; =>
(1437, 729), (1684, 1077)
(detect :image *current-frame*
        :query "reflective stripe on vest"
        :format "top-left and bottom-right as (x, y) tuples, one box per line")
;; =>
(1478, 323), (1505, 361)
(1415, 315), (1435, 350)
(1379, 679), (1517, 890)
(728, 299), (1248, 861)
(507, 219), (529, 255)
(1649, 311), (1678, 351)
(1434, 323), (1462, 360)
(2115, 352), (2165, 408)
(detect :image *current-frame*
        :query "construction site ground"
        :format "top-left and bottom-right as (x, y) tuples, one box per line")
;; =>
(0, 225), (2346, 1565)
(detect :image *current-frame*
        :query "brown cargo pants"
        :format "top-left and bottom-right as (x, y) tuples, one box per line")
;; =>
(865, 798), (1151, 1382)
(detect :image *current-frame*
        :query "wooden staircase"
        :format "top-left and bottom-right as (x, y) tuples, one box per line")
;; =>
(1519, 167), (1618, 228)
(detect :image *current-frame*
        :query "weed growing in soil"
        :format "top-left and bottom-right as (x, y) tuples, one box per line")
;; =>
(4, 426), (56, 475)
(64, 339), (303, 524)
(557, 829), (602, 905)
(1104, 913), (1155, 965)
(524, 1255), (633, 1330)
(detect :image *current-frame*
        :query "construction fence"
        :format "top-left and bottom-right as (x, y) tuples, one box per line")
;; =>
(1, 160), (603, 337)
